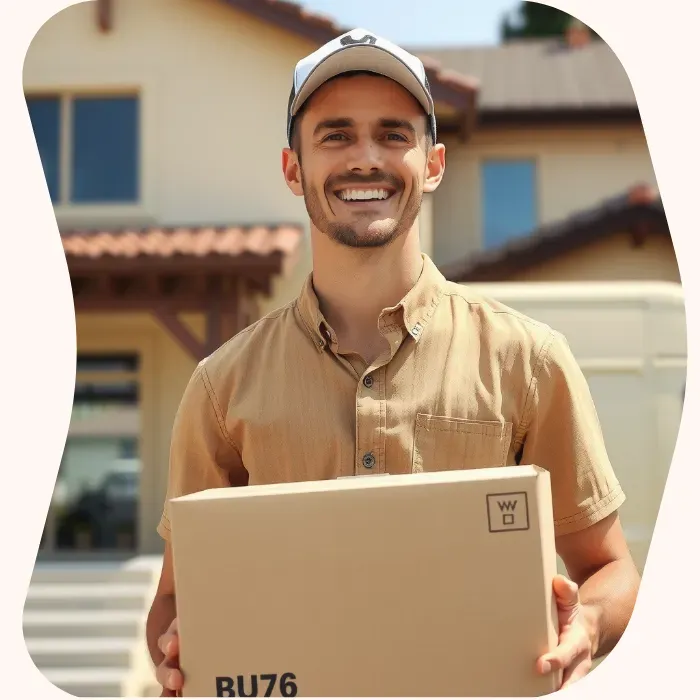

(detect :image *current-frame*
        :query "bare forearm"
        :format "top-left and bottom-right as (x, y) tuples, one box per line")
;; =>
(578, 557), (640, 658)
(147, 593), (177, 667)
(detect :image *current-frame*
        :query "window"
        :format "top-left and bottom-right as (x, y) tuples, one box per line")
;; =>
(26, 93), (140, 205)
(41, 353), (141, 553)
(480, 158), (537, 249)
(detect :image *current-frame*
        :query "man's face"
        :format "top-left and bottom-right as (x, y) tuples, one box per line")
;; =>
(283, 74), (445, 249)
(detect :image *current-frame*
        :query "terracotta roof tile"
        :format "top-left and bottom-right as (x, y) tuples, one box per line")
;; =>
(61, 224), (303, 260)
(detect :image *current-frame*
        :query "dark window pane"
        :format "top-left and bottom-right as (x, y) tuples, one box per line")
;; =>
(119, 439), (139, 459)
(481, 159), (537, 249)
(71, 96), (139, 203)
(77, 353), (139, 373)
(74, 381), (139, 405)
(26, 97), (61, 203)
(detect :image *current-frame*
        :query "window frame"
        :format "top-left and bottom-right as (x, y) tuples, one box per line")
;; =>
(25, 89), (142, 208)
(479, 156), (540, 250)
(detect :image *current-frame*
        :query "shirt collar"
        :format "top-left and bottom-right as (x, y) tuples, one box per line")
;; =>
(295, 253), (447, 351)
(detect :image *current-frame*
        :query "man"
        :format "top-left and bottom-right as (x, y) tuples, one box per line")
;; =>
(147, 28), (640, 697)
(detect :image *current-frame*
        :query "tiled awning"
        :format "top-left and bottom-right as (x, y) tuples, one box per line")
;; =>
(64, 224), (306, 318)
(62, 224), (303, 261)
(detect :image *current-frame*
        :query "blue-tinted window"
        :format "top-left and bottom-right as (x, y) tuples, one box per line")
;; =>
(71, 96), (139, 203)
(26, 97), (61, 203)
(481, 159), (537, 249)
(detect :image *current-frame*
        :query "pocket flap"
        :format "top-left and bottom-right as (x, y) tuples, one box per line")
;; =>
(413, 413), (513, 473)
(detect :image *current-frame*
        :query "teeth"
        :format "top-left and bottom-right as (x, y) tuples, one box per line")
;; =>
(339, 189), (390, 201)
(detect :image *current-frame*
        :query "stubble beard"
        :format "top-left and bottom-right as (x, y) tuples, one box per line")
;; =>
(301, 169), (423, 249)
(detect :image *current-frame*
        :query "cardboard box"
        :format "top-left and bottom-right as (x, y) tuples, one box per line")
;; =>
(170, 465), (561, 697)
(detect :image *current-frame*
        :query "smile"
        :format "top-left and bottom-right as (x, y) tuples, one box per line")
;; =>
(334, 188), (395, 202)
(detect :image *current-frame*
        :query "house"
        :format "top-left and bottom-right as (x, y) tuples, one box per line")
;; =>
(23, 0), (671, 559)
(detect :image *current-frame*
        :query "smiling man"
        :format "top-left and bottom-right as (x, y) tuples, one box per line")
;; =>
(147, 29), (640, 697)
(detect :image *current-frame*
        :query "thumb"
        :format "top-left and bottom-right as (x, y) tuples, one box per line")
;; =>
(553, 575), (580, 610)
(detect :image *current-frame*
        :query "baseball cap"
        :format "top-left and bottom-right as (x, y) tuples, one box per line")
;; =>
(287, 28), (437, 146)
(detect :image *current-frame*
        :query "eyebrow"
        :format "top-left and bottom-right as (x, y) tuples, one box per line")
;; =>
(312, 117), (418, 136)
(313, 118), (353, 136)
(378, 118), (417, 135)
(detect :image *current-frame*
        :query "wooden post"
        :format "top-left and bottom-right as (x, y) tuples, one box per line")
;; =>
(204, 303), (223, 358)
(97, 0), (113, 33)
(218, 277), (251, 347)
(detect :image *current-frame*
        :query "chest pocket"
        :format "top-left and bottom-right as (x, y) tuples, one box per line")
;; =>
(412, 413), (513, 473)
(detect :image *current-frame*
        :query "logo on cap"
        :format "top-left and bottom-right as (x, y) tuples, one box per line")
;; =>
(340, 33), (377, 46)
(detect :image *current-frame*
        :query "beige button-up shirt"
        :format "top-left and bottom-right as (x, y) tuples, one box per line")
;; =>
(158, 255), (625, 541)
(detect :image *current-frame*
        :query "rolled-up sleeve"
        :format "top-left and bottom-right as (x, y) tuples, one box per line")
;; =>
(518, 331), (626, 537)
(157, 364), (242, 541)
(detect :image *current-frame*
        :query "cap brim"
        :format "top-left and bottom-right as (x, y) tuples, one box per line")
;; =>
(290, 44), (433, 118)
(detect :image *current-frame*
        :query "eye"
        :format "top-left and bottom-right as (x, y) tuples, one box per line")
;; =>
(386, 132), (408, 142)
(322, 133), (349, 142)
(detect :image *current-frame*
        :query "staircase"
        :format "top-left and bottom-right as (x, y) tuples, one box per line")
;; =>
(23, 557), (161, 697)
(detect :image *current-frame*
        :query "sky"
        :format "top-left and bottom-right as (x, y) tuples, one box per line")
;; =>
(298, 0), (522, 48)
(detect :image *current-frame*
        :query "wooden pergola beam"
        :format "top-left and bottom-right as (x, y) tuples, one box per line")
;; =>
(71, 270), (260, 360)
(66, 252), (284, 275)
(153, 291), (248, 362)
(153, 307), (205, 360)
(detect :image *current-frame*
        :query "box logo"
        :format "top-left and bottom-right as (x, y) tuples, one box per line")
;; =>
(486, 491), (529, 532)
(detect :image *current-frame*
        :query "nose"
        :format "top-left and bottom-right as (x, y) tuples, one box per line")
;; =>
(345, 134), (383, 173)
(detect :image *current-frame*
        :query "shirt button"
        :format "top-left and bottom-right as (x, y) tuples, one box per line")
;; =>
(362, 452), (376, 469)
(363, 375), (374, 388)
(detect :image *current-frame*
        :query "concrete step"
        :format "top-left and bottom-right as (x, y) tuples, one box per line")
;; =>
(40, 667), (125, 697)
(24, 583), (149, 611)
(30, 557), (161, 586)
(23, 609), (144, 639)
(26, 637), (133, 669)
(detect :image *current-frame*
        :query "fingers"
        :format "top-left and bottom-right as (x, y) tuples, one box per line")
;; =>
(537, 581), (592, 689)
(537, 630), (587, 675)
(561, 651), (593, 688)
(158, 626), (180, 659)
(156, 618), (183, 694)
(156, 657), (184, 694)
(552, 575), (580, 612)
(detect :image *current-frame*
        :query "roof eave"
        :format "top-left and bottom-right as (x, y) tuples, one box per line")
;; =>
(440, 189), (668, 283)
(475, 105), (641, 128)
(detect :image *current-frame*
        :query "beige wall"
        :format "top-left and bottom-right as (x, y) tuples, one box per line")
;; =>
(507, 233), (680, 283)
(418, 192), (434, 257)
(432, 125), (658, 267)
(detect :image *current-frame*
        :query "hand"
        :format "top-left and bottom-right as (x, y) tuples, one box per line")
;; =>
(156, 617), (184, 697)
(537, 575), (594, 689)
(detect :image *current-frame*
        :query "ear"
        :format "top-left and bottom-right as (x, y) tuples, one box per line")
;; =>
(282, 148), (304, 197)
(423, 142), (446, 194)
